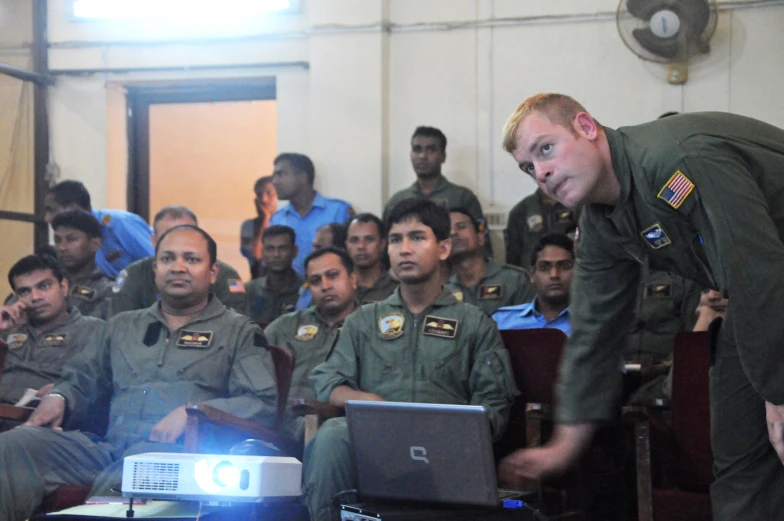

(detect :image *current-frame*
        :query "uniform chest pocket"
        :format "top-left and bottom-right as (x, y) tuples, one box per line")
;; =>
(175, 346), (230, 384)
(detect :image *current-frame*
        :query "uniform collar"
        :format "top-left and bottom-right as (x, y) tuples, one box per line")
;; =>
(19, 306), (83, 338)
(411, 176), (450, 196)
(449, 257), (498, 285)
(523, 297), (570, 320)
(259, 271), (303, 293)
(386, 286), (458, 308)
(70, 268), (107, 285)
(281, 191), (325, 215)
(604, 126), (633, 213)
(145, 294), (226, 325)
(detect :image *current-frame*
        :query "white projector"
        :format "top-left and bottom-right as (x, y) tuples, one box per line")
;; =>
(121, 452), (301, 504)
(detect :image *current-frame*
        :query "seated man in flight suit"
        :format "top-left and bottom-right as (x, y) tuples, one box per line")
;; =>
(264, 246), (359, 444)
(303, 198), (518, 521)
(0, 254), (104, 417)
(0, 225), (277, 521)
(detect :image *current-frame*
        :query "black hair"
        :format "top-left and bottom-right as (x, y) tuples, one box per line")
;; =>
(385, 198), (450, 242)
(254, 175), (274, 194)
(530, 233), (575, 267)
(155, 225), (217, 265)
(8, 254), (67, 291)
(449, 206), (479, 233)
(317, 222), (347, 248)
(658, 111), (680, 119)
(304, 246), (355, 275)
(153, 205), (198, 228)
(48, 180), (91, 211)
(51, 210), (102, 239)
(262, 224), (296, 245)
(274, 153), (315, 185)
(412, 126), (447, 152)
(349, 212), (386, 239)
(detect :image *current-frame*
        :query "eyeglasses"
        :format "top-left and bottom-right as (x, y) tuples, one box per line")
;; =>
(535, 260), (574, 273)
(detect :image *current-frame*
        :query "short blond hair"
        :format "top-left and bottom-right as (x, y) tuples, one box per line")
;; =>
(501, 93), (589, 153)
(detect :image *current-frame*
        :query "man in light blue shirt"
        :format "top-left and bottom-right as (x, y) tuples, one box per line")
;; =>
(269, 153), (353, 275)
(44, 180), (153, 278)
(493, 233), (574, 335)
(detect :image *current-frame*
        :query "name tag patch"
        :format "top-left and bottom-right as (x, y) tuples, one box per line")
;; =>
(295, 325), (319, 341)
(645, 284), (673, 299)
(423, 316), (458, 339)
(641, 224), (672, 249)
(40, 333), (68, 347)
(479, 285), (502, 300)
(176, 330), (213, 349)
(72, 285), (96, 301)
(6, 333), (27, 349)
(379, 313), (404, 340)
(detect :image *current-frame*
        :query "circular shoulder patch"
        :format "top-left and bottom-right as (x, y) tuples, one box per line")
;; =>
(295, 325), (319, 341)
(112, 269), (128, 293)
(451, 290), (464, 302)
(379, 312), (405, 340)
(526, 214), (543, 232)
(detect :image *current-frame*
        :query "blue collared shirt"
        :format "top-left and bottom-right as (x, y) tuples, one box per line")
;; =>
(491, 298), (571, 335)
(92, 209), (154, 278)
(269, 192), (353, 275)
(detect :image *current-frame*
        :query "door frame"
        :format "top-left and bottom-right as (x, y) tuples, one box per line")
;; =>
(125, 78), (277, 221)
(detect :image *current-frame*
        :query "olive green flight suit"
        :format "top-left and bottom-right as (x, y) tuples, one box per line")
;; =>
(109, 256), (248, 316)
(445, 258), (535, 316)
(264, 306), (347, 442)
(246, 272), (304, 324)
(303, 288), (517, 521)
(0, 297), (276, 521)
(560, 113), (784, 520)
(0, 308), (103, 405)
(68, 268), (114, 320)
(355, 270), (398, 305)
(505, 189), (580, 268)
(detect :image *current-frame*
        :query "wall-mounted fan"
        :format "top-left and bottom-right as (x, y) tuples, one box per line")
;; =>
(617, 0), (718, 84)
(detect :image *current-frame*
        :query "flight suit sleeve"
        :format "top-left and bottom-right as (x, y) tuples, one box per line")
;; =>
(555, 221), (639, 424)
(310, 312), (362, 402)
(672, 151), (784, 404)
(214, 262), (249, 316)
(508, 270), (536, 305)
(198, 322), (278, 428)
(468, 313), (518, 441)
(678, 278), (702, 332)
(110, 214), (154, 263)
(108, 267), (143, 317)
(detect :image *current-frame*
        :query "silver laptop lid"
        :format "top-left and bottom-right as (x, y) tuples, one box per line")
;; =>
(345, 401), (499, 507)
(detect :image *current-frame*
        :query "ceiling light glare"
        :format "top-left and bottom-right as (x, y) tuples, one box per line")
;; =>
(73, 0), (292, 20)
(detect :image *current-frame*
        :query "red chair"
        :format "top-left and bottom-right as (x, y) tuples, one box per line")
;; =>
(627, 329), (714, 521)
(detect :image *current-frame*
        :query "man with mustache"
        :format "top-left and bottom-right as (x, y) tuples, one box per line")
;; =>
(246, 225), (302, 324)
(498, 93), (784, 520)
(492, 234), (573, 335)
(345, 213), (397, 304)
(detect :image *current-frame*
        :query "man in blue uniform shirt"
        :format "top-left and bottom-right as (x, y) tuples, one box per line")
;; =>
(269, 153), (353, 276)
(493, 234), (573, 335)
(44, 180), (153, 277)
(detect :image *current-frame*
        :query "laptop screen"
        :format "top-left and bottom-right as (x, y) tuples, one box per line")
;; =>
(345, 401), (500, 507)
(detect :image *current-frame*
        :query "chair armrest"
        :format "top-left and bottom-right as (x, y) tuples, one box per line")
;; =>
(184, 403), (294, 455)
(291, 399), (344, 423)
(0, 404), (34, 422)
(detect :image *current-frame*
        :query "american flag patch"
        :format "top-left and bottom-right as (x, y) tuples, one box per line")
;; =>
(228, 279), (245, 293)
(657, 170), (694, 209)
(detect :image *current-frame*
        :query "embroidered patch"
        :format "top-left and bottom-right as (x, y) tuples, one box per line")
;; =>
(176, 330), (213, 349)
(228, 279), (246, 294)
(554, 209), (574, 224)
(40, 333), (68, 347)
(641, 224), (672, 249)
(423, 316), (458, 339)
(6, 333), (27, 349)
(645, 284), (673, 299)
(451, 290), (464, 302)
(113, 269), (128, 293)
(378, 313), (405, 340)
(71, 285), (96, 301)
(526, 214), (543, 232)
(657, 170), (694, 209)
(479, 284), (503, 300)
(295, 325), (319, 341)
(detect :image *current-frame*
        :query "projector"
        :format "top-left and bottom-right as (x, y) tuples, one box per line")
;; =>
(121, 452), (301, 504)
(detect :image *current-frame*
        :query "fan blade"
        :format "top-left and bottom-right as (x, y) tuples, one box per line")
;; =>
(674, 0), (711, 34)
(632, 28), (679, 59)
(627, 0), (669, 20)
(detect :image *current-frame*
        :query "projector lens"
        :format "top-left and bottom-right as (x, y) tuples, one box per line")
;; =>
(213, 461), (240, 488)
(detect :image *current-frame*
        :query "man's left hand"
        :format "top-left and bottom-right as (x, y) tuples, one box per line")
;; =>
(149, 406), (188, 444)
(766, 401), (784, 464)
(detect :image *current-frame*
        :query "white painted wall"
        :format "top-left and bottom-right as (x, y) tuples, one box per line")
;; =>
(44, 0), (784, 218)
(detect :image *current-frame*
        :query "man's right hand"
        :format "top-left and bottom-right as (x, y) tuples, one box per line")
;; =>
(0, 301), (27, 331)
(23, 395), (66, 430)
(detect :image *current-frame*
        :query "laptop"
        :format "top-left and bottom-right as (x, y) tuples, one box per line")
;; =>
(345, 401), (534, 508)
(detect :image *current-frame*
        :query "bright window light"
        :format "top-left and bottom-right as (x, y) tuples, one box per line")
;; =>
(72, 0), (293, 20)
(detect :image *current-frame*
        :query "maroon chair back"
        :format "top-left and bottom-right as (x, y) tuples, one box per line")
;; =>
(267, 343), (294, 430)
(670, 330), (713, 491)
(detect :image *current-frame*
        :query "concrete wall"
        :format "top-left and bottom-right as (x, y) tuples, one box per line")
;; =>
(44, 0), (784, 219)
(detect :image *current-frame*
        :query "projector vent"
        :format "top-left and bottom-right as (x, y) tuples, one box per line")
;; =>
(132, 461), (180, 491)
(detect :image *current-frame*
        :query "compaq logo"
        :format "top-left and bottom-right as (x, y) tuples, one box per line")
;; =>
(410, 446), (429, 464)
